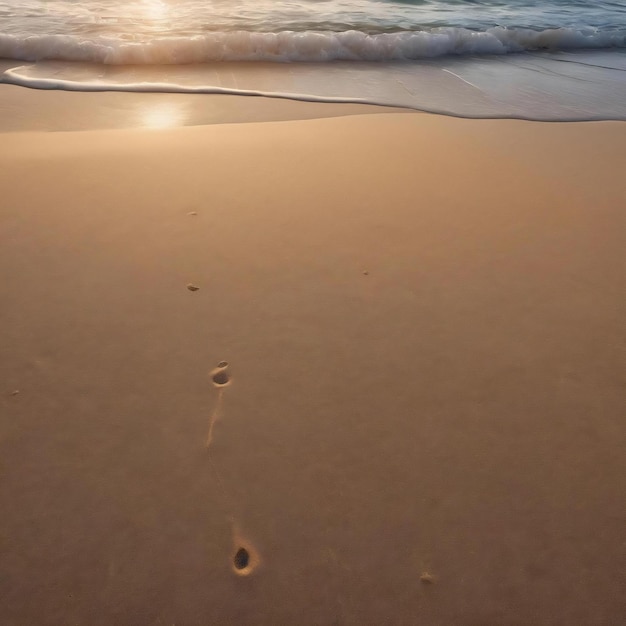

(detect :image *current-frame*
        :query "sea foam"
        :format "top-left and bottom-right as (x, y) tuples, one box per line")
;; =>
(0, 27), (625, 64)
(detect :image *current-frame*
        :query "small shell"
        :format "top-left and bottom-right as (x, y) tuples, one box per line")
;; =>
(420, 572), (435, 585)
(186, 283), (200, 292)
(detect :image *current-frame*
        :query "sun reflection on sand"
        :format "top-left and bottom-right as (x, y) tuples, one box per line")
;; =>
(139, 102), (186, 128)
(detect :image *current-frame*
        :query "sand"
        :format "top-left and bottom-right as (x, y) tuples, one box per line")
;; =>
(0, 83), (401, 132)
(1, 96), (625, 625)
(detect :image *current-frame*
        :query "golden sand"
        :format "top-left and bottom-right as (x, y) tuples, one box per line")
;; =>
(1, 101), (624, 624)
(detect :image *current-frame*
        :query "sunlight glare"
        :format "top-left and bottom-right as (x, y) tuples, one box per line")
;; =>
(142, 0), (169, 22)
(139, 102), (185, 129)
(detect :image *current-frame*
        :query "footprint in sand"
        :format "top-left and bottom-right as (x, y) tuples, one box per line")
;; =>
(210, 361), (232, 387)
(206, 362), (231, 448)
(231, 528), (261, 576)
(234, 547), (249, 570)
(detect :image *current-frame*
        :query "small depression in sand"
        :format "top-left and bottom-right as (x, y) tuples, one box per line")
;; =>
(234, 547), (250, 571)
(211, 361), (231, 387)
(231, 536), (260, 577)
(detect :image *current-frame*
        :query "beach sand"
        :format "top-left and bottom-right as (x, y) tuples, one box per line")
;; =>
(0, 81), (406, 132)
(1, 95), (625, 625)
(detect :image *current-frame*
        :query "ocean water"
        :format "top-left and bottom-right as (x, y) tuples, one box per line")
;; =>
(1, 0), (625, 120)
(1, 0), (625, 63)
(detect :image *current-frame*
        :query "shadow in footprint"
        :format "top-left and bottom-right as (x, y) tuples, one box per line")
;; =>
(234, 547), (250, 571)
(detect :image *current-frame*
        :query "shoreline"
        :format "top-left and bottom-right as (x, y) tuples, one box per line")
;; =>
(1, 100), (625, 625)
(3, 49), (626, 124)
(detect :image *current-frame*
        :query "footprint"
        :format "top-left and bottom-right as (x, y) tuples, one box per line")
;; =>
(234, 547), (250, 570)
(210, 361), (232, 387)
(231, 527), (260, 577)
(206, 361), (232, 449)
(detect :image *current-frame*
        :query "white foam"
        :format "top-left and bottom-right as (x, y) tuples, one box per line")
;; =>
(0, 27), (624, 64)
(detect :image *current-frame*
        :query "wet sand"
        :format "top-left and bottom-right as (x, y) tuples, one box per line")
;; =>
(0, 82), (398, 132)
(1, 101), (625, 625)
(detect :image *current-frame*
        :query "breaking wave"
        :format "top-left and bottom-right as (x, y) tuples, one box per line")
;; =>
(1, 26), (624, 64)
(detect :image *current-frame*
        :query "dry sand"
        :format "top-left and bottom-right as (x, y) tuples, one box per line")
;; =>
(1, 98), (625, 625)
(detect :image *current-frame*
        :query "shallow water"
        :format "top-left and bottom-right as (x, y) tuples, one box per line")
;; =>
(3, 50), (626, 121)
